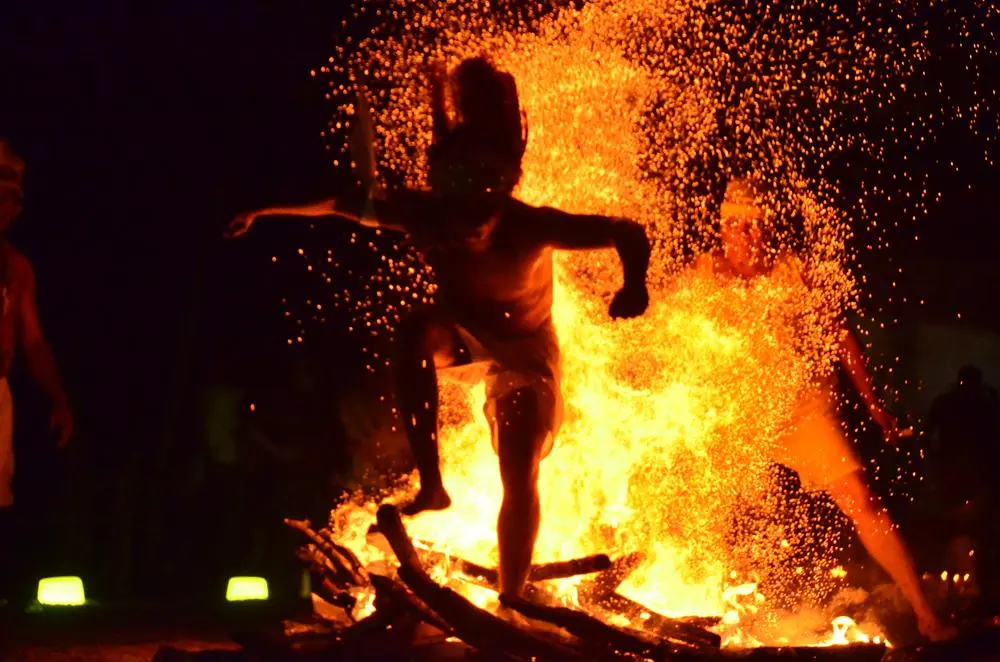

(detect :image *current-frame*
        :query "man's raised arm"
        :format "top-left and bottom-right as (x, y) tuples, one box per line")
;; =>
(536, 208), (651, 318)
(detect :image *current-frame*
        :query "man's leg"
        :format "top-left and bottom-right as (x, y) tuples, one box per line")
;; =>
(827, 471), (955, 641)
(393, 311), (467, 516)
(493, 387), (550, 597)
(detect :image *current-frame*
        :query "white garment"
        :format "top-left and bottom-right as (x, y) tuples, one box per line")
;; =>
(445, 321), (563, 459)
(0, 379), (13, 507)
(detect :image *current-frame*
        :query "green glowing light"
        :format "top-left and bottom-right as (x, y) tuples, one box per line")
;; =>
(37, 576), (86, 606)
(226, 576), (269, 601)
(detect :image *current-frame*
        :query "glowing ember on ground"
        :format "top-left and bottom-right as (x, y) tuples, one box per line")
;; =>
(288, 0), (996, 649)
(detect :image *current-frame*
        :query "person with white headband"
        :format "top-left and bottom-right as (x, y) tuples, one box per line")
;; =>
(700, 176), (954, 641)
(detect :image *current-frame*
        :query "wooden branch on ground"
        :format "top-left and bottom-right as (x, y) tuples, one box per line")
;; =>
(369, 572), (455, 635)
(376, 504), (594, 662)
(320, 526), (368, 577)
(285, 518), (368, 585)
(499, 594), (670, 660)
(339, 601), (404, 644)
(590, 592), (721, 650)
(531, 555), (612, 581)
(297, 544), (346, 583)
(418, 547), (610, 586)
(677, 615), (722, 629)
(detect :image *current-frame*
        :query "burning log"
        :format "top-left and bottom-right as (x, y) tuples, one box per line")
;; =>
(532, 554), (613, 581)
(285, 518), (368, 585)
(586, 592), (722, 651)
(419, 549), (611, 586)
(369, 572), (455, 635)
(375, 504), (594, 661)
(677, 616), (723, 629)
(499, 593), (671, 660)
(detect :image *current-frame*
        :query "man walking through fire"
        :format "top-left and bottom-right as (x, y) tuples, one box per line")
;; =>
(696, 176), (954, 641)
(228, 58), (652, 598)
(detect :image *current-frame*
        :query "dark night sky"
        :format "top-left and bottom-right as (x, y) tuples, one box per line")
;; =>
(1, 0), (349, 442)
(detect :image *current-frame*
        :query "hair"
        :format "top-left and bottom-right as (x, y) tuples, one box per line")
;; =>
(453, 57), (528, 166)
(426, 57), (528, 199)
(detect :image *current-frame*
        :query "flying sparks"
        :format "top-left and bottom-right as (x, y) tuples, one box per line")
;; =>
(276, 0), (998, 647)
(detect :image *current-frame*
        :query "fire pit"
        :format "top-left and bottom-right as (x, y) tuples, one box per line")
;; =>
(273, 505), (908, 662)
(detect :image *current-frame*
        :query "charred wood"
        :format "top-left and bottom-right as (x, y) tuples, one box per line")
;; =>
(500, 593), (670, 660)
(376, 504), (594, 661)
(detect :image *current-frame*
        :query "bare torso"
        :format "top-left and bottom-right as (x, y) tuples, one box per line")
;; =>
(404, 196), (555, 337)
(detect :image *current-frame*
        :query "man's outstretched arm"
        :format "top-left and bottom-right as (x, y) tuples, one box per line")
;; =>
(16, 257), (72, 447)
(226, 187), (415, 237)
(536, 208), (651, 317)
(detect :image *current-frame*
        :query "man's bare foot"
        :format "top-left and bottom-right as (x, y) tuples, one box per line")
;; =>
(918, 614), (957, 642)
(497, 603), (571, 640)
(400, 487), (452, 516)
(366, 488), (452, 535)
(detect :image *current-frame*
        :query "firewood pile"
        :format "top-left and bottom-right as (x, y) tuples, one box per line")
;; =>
(281, 504), (891, 662)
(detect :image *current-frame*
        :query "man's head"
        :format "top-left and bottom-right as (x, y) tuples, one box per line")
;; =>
(0, 140), (25, 231)
(439, 192), (504, 252)
(719, 177), (767, 270)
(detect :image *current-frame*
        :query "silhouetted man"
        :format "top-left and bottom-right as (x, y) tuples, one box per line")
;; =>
(228, 58), (651, 598)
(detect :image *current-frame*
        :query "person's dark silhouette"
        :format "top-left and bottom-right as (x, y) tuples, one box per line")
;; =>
(925, 364), (1000, 606)
(926, 365), (1000, 510)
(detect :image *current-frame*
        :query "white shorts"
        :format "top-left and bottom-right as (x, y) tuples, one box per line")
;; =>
(772, 393), (862, 491)
(442, 322), (563, 458)
(0, 379), (15, 507)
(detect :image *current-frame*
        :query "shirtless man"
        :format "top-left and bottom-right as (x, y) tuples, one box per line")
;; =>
(0, 140), (74, 511)
(228, 58), (651, 597)
(700, 177), (953, 640)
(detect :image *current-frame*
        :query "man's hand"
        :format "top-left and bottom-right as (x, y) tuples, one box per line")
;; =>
(225, 212), (257, 239)
(50, 402), (73, 449)
(871, 406), (900, 443)
(609, 283), (649, 320)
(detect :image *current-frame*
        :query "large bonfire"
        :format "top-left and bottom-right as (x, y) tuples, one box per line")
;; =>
(279, 0), (997, 650)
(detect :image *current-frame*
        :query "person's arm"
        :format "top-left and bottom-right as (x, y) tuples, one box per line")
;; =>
(226, 187), (416, 237)
(429, 63), (451, 144)
(16, 256), (72, 447)
(536, 208), (651, 318)
(838, 325), (898, 437)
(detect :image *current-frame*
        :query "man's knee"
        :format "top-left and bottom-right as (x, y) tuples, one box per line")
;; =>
(494, 388), (549, 487)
